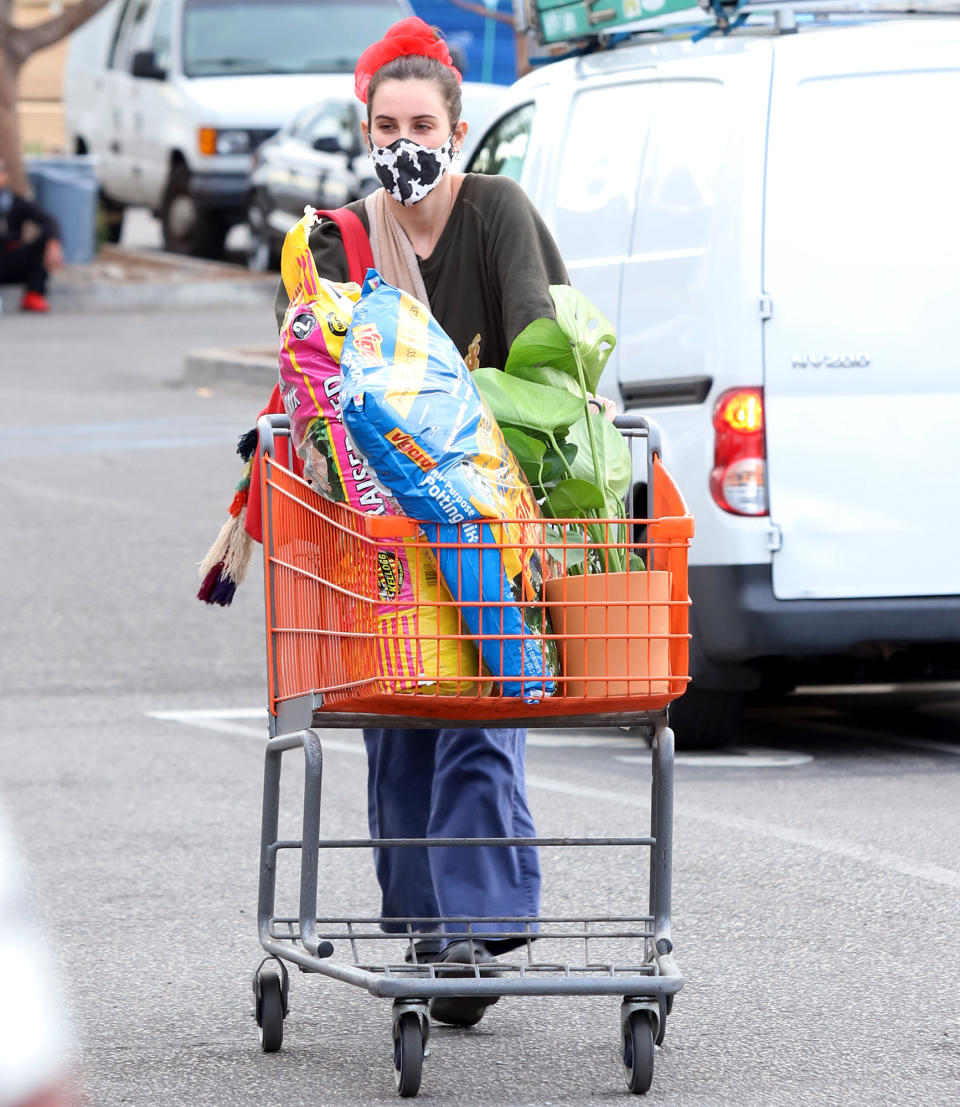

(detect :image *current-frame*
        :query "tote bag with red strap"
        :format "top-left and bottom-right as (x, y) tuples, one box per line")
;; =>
(245, 207), (374, 543)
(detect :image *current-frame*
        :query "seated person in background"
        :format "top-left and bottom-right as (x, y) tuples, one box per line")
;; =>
(0, 155), (64, 313)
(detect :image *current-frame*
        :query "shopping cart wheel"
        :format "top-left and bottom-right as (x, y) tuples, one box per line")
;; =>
(256, 969), (285, 1053)
(393, 1011), (424, 1097)
(622, 1010), (655, 1094)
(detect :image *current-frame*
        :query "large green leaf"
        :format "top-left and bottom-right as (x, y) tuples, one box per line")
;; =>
(505, 288), (616, 395)
(501, 429), (576, 494)
(502, 426), (546, 491)
(549, 285), (616, 393)
(502, 426), (545, 468)
(473, 366), (582, 434)
(503, 317), (573, 377)
(567, 413), (632, 499)
(505, 359), (582, 399)
(543, 478), (606, 520)
(542, 441), (579, 485)
(544, 522), (586, 574)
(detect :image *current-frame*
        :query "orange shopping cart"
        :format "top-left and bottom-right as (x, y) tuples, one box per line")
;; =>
(252, 412), (693, 1097)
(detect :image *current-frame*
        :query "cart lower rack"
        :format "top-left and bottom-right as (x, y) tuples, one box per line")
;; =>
(252, 414), (692, 1097)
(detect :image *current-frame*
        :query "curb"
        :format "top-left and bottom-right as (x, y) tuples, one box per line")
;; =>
(184, 345), (277, 387)
(44, 273), (278, 313)
(0, 247), (278, 314)
(1, 277), (275, 314)
(52, 277), (278, 312)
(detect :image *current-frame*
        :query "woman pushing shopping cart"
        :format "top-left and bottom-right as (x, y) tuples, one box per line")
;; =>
(214, 17), (691, 1097)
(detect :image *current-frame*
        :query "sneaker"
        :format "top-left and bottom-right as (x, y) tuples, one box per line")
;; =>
(20, 291), (50, 313)
(428, 940), (503, 1027)
(403, 937), (444, 965)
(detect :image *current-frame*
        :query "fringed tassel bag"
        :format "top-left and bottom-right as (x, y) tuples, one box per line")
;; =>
(196, 429), (258, 605)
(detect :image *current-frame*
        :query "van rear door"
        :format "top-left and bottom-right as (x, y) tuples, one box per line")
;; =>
(763, 25), (960, 600)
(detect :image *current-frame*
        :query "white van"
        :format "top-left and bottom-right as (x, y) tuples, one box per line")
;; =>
(468, 5), (960, 745)
(63, 0), (413, 256)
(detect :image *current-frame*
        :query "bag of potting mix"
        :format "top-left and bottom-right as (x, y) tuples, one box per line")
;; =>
(277, 211), (481, 694)
(339, 270), (558, 700)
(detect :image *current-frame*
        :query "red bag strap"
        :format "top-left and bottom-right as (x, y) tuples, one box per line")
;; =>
(245, 207), (372, 544)
(315, 206), (374, 284)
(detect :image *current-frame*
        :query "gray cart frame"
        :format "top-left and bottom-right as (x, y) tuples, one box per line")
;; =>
(252, 414), (685, 1097)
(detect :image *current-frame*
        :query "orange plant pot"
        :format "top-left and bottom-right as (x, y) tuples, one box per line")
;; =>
(544, 571), (671, 697)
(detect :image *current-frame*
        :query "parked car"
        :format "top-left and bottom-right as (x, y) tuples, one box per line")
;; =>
(63, 0), (413, 257)
(245, 96), (373, 270)
(245, 80), (506, 269)
(468, 3), (960, 746)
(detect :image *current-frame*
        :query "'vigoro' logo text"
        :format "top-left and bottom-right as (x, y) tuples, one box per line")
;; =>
(385, 428), (436, 472)
(352, 324), (384, 363)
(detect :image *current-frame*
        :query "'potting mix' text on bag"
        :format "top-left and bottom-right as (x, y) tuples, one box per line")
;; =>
(277, 211), (481, 694)
(340, 271), (558, 700)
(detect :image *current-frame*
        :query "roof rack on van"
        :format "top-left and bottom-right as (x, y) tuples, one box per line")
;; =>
(520, 0), (960, 55)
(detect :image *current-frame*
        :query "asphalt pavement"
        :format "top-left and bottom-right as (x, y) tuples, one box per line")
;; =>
(1, 243), (959, 1106)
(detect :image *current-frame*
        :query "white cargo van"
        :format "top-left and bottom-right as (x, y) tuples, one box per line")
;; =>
(63, 0), (412, 256)
(469, 3), (960, 745)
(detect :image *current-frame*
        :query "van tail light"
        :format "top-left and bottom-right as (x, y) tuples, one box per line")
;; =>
(709, 387), (768, 516)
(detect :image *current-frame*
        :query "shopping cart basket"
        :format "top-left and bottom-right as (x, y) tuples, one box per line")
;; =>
(252, 413), (692, 1096)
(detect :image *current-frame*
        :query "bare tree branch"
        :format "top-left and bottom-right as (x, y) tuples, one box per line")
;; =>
(7, 0), (113, 63)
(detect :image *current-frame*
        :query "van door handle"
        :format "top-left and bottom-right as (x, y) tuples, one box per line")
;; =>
(110, 141), (121, 154)
(587, 0), (617, 24)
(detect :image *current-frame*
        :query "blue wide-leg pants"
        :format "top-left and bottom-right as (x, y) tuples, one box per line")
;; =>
(362, 726), (540, 951)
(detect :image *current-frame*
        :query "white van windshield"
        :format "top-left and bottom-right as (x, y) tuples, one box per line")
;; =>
(183, 0), (407, 77)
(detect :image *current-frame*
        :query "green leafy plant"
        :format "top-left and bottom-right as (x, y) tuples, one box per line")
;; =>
(474, 285), (641, 574)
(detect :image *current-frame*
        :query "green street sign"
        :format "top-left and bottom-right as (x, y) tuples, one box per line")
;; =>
(534, 0), (705, 44)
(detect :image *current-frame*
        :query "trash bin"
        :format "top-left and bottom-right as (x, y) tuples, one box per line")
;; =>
(25, 155), (99, 266)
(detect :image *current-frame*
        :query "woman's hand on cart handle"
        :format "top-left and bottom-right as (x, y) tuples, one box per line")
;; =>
(588, 393), (618, 421)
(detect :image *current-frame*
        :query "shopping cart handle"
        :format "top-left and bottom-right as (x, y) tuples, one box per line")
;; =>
(258, 414), (291, 458)
(614, 412), (662, 459)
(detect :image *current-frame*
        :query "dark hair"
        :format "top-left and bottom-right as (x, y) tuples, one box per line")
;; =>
(366, 55), (462, 131)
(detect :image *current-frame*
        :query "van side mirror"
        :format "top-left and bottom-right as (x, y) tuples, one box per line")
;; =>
(313, 135), (347, 155)
(131, 50), (166, 80)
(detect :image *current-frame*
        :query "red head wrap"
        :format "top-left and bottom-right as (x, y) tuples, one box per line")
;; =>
(354, 17), (462, 104)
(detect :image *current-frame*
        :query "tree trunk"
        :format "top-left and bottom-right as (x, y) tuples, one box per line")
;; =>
(0, 0), (113, 194)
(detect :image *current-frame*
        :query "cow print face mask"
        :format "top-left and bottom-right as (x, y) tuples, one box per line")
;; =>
(367, 133), (457, 206)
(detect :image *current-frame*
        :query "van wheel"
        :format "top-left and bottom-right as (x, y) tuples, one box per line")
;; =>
(668, 685), (742, 750)
(161, 165), (227, 258)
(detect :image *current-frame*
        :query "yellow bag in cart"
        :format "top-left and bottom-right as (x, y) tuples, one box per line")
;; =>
(277, 209), (483, 694)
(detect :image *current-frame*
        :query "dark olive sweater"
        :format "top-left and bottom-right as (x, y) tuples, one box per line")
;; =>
(273, 173), (568, 371)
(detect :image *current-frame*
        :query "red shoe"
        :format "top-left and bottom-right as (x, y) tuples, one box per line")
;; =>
(20, 291), (50, 313)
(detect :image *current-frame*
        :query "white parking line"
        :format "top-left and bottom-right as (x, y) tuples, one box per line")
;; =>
(148, 709), (809, 763)
(149, 708), (960, 891)
(147, 707), (363, 755)
(526, 774), (960, 891)
(527, 731), (643, 748)
(616, 748), (813, 769)
(149, 709), (646, 749)
(795, 717), (960, 757)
